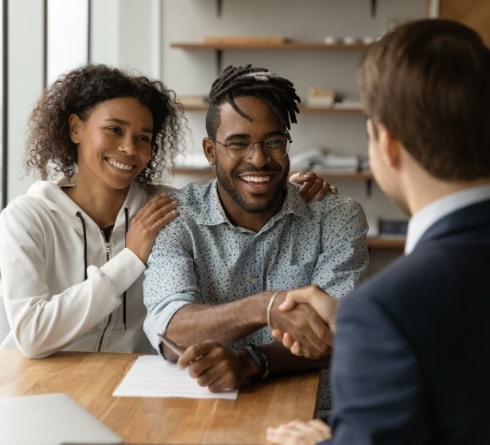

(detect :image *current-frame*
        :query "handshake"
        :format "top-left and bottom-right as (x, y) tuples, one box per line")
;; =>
(268, 284), (338, 359)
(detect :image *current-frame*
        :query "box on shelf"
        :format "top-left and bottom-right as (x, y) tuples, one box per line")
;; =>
(306, 87), (336, 107)
(177, 96), (208, 106)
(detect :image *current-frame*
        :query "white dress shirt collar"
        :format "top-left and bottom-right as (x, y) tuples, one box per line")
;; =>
(405, 184), (490, 255)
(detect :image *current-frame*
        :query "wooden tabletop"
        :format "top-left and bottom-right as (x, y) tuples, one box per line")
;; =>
(0, 350), (321, 444)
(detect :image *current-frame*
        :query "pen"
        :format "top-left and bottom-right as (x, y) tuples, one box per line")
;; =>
(158, 333), (185, 357)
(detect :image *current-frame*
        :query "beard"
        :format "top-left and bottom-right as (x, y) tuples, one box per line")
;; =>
(215, 159), (290, 214)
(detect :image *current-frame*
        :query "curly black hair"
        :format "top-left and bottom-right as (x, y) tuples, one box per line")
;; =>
(205, 64), (300, 138)
(25, 64), (186, 190)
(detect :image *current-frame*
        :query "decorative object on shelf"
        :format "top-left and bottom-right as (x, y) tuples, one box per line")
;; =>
(306, 87), (336, 107)
(342, 36), (360, 45)
(323, 36), (339, 45)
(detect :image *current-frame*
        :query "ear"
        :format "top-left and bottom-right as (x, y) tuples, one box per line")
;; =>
(377, 123), (401, 169)
(202, 137), (216, 165)
(69, 114), (82, 144)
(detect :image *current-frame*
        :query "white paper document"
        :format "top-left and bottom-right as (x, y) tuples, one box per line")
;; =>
(113, 355), (238, 400)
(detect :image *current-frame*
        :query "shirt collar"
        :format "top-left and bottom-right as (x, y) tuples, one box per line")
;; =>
(196, 179), (309, 230)
(405, 184), (490, 255)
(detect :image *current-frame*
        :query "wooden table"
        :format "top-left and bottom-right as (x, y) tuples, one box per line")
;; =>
(0, 350), (321, 444)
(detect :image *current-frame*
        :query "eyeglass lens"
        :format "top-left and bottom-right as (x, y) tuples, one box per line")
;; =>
(226, 136), (290, 160)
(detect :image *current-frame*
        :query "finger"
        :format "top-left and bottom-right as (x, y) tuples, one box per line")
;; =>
(132, 196), (178, 226)
(270, 328), (284, 341)
(136, 203), (180, 233)
(314, 182), (331, 201)
(278, 292), (299, 311)
(151, 208), (179, 232)
(278, 288), (314, 310)
(290, 340), (303, 356)
(290, 171), (314, 184)
(299, 178), (323, 203)
(307, 419), (331, 435)
(281, 332), (295, 349)
(329, 185), (338, 194)
(177, 343), (210, 368)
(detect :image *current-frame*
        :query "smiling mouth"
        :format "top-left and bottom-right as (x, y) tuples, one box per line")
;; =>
(107, 158), (134, 171)
(240, 175), (272, 183)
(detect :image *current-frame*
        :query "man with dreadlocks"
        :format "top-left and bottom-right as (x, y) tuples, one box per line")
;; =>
(143, 65), (368, 417)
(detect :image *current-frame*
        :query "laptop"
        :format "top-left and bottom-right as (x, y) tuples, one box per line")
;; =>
(0, 393), (122, 445)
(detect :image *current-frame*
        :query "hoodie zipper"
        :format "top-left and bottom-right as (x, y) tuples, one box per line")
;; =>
(96, 229), (114, 352)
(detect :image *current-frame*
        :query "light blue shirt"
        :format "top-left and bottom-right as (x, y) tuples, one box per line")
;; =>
(143, 179), (369, 415)
(405, 184), (490, 255)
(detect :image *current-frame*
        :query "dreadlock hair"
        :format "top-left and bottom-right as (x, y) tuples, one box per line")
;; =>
(205, 64), (301, 138)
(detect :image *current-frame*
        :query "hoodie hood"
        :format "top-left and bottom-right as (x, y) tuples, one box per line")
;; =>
(26, 176), (151, 234)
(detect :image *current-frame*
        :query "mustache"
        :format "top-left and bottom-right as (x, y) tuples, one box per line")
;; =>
(234, 166), (281, 175)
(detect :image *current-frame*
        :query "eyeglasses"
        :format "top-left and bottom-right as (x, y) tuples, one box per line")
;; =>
(209, 132), (292, 161)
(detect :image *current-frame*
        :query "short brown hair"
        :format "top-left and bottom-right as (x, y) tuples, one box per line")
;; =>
(358, 19), (490, 181)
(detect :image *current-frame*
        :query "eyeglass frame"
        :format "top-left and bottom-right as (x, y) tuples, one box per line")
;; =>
(208, 131), (292, 161)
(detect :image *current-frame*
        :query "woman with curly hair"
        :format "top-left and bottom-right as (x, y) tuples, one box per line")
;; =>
(0, 64), (185, 357)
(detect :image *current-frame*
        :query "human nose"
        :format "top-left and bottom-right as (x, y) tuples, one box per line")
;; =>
(246, 141), (270, 165)
(118, 136), (137, 155)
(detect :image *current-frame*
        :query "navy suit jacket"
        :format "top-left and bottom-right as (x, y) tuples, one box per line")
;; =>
(321, 199), (490, 445)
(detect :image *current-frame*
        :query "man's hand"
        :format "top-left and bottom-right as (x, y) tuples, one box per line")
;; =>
(177, 340), (254, 392)
(269, 289), (333, 359)
(266, 419), (332, 445)
(271, 285), (338, 357)
(290, 171), (337, 202)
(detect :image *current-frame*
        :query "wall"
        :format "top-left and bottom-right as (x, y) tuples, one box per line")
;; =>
(6, 0), (44, 202)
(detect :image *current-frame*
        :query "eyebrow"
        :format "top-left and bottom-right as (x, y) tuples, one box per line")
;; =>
(224, 130), (285, 141)
(105, 118), (153, 134)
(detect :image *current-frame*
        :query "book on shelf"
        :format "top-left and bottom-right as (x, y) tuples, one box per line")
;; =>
(290, 147), (366, 173)
(366, 217), (408, 240)
(378, 218), (409, 238)
(203, 36), (287, 45)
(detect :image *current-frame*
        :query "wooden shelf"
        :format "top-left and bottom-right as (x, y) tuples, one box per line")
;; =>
(171, 42), (367, 51)
(299, 105), (363, 114)
(367, 237), (405, 250)
(181, 103), (363, 114)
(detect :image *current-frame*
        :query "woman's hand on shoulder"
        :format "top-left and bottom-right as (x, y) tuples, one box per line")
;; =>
(125, 193), (179, 263)
(289, 171), (337, 202)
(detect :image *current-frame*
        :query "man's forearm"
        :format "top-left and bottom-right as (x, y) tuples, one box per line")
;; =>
(165, 291), (272, 349)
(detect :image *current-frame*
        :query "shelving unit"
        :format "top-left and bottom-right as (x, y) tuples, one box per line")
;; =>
(181, 103), (364, 115)
(171, 41), (367, 73)
(170, 42), (367, 51)
(366, 237), (404, 250)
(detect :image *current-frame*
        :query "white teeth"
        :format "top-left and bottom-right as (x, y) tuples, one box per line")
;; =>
(107, 158), (133, 171)
(242, 175), (271, 183)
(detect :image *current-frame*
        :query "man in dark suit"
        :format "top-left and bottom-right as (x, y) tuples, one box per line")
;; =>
(266, 18), (490, 445)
